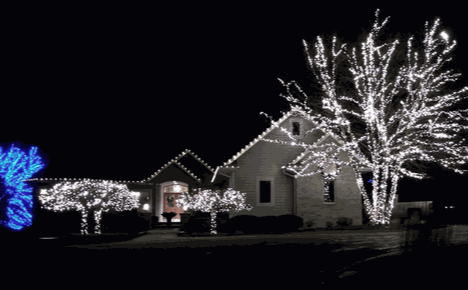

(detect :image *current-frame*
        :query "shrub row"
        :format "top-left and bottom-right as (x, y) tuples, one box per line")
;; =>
(325, 217), (354, 229)
(336, 217), (353, 227)
(30, 209), (150, 236)
(183, 214), (304, 235)
(182, 214), (358, 234)
(101, 210), (149, 234)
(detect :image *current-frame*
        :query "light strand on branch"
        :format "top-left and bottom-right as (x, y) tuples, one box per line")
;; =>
(39, 180), (140, 235)
(176, 188), (252, 235)
(262, 9), (468, 226)
(0, 143), (46, 231)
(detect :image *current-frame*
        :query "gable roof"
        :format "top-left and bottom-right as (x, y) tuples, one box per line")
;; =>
(211, 106), (372, 182)
(24, 149), (215, 184)
(211, 106), (344, 181)
(143, 149), (214, 183)
(222, 106), (325, 166)
(286, 130), (371, 172)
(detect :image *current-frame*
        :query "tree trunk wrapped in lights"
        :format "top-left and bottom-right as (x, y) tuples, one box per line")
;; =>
(176, 188), (253, 235)
(39, 180), (140, 235)
(261, 9), (468, 226)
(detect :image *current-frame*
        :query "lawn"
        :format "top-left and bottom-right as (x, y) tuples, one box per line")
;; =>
(3, 224), (464, 287)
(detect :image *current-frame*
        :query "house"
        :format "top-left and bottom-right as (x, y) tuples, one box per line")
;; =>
(210, 107), (370, 228)
(26, 107), (371, 230)
(26, 150), (229, 227)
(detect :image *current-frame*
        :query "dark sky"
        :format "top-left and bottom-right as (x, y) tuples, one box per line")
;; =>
(3, 4), (467, 203)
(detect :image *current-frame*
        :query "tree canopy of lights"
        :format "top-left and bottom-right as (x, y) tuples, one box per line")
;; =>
(0, 142), (47, 231)
(261, 9), (468, 226)
(39, 180), (140, 235)
(176, 188), (253, 234)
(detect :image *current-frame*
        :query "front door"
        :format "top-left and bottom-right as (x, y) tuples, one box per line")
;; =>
(163, 192), (185, 220)
(161, 183), (189, 221)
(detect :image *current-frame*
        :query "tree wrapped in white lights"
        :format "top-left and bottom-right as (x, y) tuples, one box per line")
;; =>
(262, 9), (468, 226)
(39, 180), (140, 235)
(176, 188), (253, 234)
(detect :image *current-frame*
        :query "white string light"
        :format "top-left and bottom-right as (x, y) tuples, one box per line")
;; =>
(38, 179), (140, 235)
(176, 188), (252, 234)
(262, 9), (468, 226)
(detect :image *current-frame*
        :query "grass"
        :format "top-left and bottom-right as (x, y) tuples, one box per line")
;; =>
(323, 243), (468, 287)
(4, 224), (463, 286)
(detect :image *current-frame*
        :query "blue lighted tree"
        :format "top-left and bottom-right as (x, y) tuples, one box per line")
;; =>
(0, 142), (47, 231)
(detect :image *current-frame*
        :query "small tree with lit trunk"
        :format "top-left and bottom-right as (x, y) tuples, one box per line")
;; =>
(39, 179), (140, 235)
(176, 188), (253, 234)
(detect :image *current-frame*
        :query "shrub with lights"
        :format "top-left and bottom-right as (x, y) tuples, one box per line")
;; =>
(38, 179), (140, 235)
(176, 188), (253, 235)
(261, 9), (468, 226)
(0, 142), (47, 232)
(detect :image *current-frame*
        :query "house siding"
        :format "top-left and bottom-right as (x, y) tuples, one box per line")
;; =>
(295, 148), (363, 228)
(229, 115), (322, 218)
(296, 165), (362, 228)
(223, 114), (363, 227)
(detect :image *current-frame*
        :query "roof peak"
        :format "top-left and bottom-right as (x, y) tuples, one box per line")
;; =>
(143, 149), (214, 182)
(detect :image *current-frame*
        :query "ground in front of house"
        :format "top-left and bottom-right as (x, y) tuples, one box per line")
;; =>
(5, 225), (466, 287)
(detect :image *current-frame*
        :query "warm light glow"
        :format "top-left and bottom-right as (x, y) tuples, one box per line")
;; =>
(39, 180), (140, 235)
(176, 188), (252, 234)
(440, 31), (449, 41)
(261, 9), (468, 226)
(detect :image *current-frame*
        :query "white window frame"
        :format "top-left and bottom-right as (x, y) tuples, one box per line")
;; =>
(257, 177), (274, 206)
(323, 179), (336, 204)
(289, 118), (304, 139)
(134, 190), (151, 212)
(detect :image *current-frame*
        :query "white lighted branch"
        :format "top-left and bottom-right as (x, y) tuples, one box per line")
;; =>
(39, 179), (140, 235)
(262, 9), (468, 226)
(176, 188), (252, 234)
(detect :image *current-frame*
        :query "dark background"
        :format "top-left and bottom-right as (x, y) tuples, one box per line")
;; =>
(3, 3), (467, 208)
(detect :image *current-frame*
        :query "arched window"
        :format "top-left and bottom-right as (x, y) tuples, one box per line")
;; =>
(163, 184), (188, 193)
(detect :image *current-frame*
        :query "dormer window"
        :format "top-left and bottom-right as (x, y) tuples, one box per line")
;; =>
(292, 122), (300, 135)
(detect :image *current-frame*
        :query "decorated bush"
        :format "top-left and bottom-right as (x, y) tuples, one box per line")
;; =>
(39, 179), (140, 235)
(177, 188), (252, 235)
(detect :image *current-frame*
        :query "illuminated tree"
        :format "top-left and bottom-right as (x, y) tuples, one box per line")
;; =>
(39, 180), (140, 235)
(261, 9), (468, 226)
(0, 143), (46, 231)
(177, 188), (253, 234)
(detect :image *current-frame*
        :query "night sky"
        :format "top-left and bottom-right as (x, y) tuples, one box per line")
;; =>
(3, 4), (468, 204)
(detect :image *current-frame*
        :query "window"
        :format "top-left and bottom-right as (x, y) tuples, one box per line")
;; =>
(257, 177), (274, 206)
(135, 191), (151, 212)
(292, 122), (300, 135)
(259, 181), (271, 203)
(163, 185), (188, 193)
(324, 180), (335, 203)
